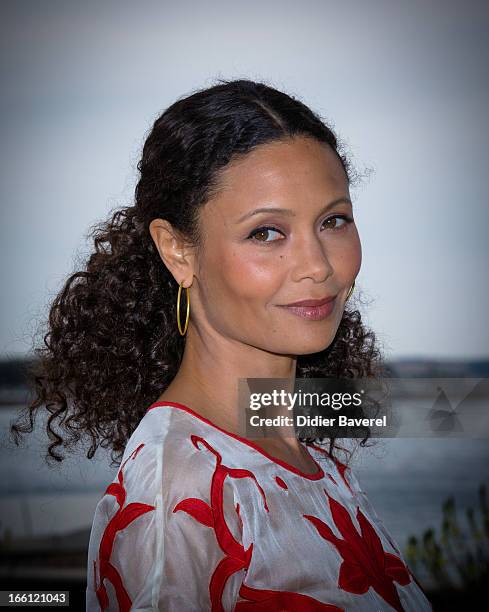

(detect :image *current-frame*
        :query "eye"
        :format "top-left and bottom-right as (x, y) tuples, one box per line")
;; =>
(321, 214), (354, 230)
(247, 226), (285, 243)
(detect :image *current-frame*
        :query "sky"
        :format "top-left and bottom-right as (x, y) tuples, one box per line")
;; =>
(1, 0), (488, 360)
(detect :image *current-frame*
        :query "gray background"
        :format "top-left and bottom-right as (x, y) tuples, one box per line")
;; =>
(1, 0), (488, 360)
(0, 1), (488, 588)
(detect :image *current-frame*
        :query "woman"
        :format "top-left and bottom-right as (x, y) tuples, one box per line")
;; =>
(11, 80), (432, 611)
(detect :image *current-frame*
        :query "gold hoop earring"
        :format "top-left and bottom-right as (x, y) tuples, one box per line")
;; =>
(346, 280), (355, 301)
(177, 281), (190, 336)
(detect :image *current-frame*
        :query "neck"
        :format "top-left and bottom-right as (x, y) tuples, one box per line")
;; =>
(161, 322), (298, 446)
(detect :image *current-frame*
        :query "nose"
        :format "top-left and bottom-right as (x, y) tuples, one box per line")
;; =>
(289, 233), (334, 284)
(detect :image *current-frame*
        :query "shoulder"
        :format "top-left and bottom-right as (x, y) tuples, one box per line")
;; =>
(118, 404), (240, 503)
(87, 405), (245, 611)
(89, 405), (241, 557)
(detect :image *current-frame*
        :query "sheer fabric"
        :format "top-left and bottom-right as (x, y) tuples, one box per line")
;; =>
(85, 401), (433, 611)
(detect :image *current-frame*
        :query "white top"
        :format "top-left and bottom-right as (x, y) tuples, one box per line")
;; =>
(85, 401), (433, 611)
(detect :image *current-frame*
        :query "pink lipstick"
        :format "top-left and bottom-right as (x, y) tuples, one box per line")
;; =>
(277, 295), (337, 321)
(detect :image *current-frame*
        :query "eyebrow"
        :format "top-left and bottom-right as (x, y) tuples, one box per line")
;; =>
(236, 197), (353, 224)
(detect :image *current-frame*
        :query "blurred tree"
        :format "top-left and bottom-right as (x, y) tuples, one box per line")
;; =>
(405, 483), (489, 604)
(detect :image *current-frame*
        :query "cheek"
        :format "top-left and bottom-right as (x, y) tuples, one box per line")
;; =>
(218, 249), (283, 300)
(200, 246), (283, 334)
(330, 228), (362, 277)
(350, 230), (362, 274)
(346, 237), (362, 273)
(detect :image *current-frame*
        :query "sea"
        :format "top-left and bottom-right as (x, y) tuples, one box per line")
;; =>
(1, 403), (488, 561)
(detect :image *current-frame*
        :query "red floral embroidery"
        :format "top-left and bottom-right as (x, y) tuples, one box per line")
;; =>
(235, 583), (344, 611)
(173, 434), (267, 612)
(174, 435), (344, 612)
(275, 475), (288, 490)
(327, 474), (338, 486)
(94, 443), (156, 612)
(236, 502), (244, 531)
(304, 489), (411, 612)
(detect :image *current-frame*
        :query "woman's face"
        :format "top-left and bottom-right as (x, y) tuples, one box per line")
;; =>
(193, 135), (362, 356)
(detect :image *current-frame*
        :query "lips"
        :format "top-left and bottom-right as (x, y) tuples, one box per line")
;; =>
(277, 298), (337, 321)
(282, 295), (337, 307)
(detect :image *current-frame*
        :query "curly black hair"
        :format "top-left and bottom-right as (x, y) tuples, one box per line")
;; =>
(10, 79), (385, 468)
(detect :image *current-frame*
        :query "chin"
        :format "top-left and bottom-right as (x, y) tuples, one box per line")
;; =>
(294, 340), (334, 356)
(267, 333), (335, 357)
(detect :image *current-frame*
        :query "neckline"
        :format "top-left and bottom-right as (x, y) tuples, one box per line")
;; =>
(147, 400), (325, 481)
